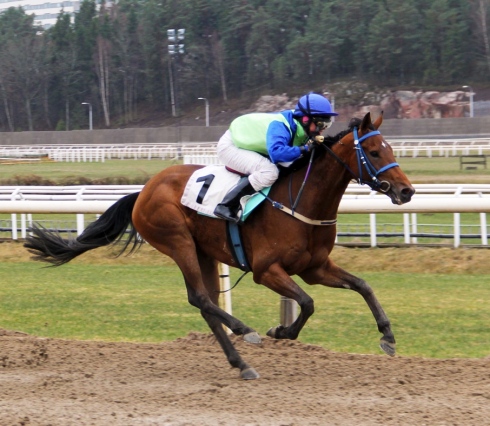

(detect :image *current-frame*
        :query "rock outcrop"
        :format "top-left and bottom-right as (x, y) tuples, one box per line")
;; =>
(250, 90), (469, 120)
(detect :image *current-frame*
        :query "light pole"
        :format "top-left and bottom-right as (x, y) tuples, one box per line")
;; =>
(198, 97), (209, 127)
(462, 85), (474, 118)
(167, 28), (185, 117)
(81, 102), (92, 130)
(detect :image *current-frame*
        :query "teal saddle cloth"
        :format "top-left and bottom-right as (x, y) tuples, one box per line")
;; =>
(240, 186), (271, 222)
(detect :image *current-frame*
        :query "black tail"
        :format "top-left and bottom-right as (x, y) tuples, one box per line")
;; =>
(24, 192), (141, 266)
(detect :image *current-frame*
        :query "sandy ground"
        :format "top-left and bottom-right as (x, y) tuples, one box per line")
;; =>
(1, 329), (489, 426)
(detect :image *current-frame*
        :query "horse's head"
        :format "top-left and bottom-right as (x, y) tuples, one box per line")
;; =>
(338, 112), (415, 205)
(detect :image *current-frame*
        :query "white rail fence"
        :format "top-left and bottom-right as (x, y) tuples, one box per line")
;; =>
(1, 184), (489, 248)
(2, 138), (490, 162)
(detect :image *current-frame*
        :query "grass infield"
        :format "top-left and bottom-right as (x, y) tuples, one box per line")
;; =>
(1, 243), (489, 359)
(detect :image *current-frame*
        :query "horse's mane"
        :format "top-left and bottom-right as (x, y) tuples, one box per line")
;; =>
(278, 117), (363, 175)
(322, 117), (363, 147)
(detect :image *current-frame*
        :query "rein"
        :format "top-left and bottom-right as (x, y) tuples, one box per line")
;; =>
(261, 145), (337, 226)
(261, 126), (399, 226)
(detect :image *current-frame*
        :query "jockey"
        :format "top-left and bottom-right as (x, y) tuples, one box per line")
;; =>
(214, 92), (338, 223)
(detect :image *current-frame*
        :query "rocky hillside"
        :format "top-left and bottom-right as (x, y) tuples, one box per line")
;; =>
(123, 81), (489, 128)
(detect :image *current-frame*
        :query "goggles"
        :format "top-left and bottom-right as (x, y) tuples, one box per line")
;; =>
(312, 116), (333, 130)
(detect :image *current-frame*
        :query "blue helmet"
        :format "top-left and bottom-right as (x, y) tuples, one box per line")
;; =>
(293, 93), (338, 118)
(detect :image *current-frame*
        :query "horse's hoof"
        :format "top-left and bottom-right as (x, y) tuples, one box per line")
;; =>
(380, 339), (396, 357)
(266, 326), (278, 338)
(243, 331), (261, 344)
(267, 325), (285, 338)
(240, 367), (260, 380)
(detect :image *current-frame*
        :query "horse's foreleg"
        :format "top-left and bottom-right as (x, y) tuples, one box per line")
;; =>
(300, 261), (396, 356)
(256, 263), (315, 340)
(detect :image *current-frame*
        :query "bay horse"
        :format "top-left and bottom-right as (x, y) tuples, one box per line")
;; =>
(25, 112), (415, 380)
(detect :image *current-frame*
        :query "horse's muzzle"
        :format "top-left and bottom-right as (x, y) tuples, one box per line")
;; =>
(389, 185), (415, 205)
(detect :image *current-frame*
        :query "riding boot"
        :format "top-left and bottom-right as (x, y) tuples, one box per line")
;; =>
(214, 177), (256, 223)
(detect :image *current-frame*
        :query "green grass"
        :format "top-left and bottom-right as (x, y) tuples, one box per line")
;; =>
(0, 155), (489, 184)
(1, 261), (488, 359)
(396, 155), (490, 176)
(0, 159), (179, 184)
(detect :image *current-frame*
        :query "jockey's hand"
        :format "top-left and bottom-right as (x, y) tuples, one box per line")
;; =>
(307, 135), (324, 147)
(301, 136), (324, 154)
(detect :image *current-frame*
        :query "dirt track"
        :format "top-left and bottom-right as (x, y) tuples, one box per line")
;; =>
(1, 330), (489, 426)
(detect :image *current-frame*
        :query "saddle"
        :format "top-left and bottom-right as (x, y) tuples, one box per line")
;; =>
(180, 165), (270, 222)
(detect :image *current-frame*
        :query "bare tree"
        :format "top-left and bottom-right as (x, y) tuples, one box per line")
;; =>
(0, 35), (44, 130)
(210, 31), (228, 102)
(95, 5), (112, 127)
(470, 0), (490, 72)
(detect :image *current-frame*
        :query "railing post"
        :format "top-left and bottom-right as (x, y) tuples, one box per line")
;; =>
(403, 213), (410, 244)
(280, 296), (297, 327)
(411, 213), (418, 244)
(480, 212), (488, 245)
(454, 213), (461, 248)
(76, 187), (86, 236)
(218, 263), (232, 334)
(370, 213), (377, 247)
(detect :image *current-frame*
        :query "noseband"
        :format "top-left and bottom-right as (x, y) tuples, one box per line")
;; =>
(323, 127), (399, 193)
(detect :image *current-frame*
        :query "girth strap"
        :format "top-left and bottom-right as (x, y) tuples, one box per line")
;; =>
(226, 222), (251, 272)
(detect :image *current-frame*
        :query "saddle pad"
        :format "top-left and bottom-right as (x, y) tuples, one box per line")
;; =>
(181, 165), (270, 221)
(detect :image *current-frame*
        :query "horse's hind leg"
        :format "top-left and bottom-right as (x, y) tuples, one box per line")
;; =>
(300, 261), (396, 356)
(144, 231), (259, 341)
(189, 251), (259, 380)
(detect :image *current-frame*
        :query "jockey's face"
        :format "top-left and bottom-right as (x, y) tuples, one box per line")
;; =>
(309, 121), (320, 133)
(308, 121), (325, 137)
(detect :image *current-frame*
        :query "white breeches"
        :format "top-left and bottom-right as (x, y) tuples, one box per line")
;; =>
(216, 130), (279, 191)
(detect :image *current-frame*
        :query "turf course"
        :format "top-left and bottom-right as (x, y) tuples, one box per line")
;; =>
(1, 244), (489, 359)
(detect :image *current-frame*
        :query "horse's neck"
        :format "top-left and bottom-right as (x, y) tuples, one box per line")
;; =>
(282, 147), (352, 219)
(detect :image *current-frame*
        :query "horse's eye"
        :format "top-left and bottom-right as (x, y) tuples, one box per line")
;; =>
(370, 151), (379, 158)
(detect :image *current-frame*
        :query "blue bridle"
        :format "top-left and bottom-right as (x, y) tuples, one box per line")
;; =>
(353, 127), (399, 192)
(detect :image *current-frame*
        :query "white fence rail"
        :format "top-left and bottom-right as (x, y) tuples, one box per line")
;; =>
(0, 184), (489, 248)
(2, 138), (490, 162)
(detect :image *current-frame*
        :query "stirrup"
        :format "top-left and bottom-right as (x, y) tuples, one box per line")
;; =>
(214, 204), (240, 223)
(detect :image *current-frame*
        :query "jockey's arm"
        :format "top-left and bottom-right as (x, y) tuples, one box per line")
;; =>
(266, 121), (302, 164)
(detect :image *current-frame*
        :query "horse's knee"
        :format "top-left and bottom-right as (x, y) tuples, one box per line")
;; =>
(186, 291), (198, 308)
(187, 291), (208, 310)
(300, 295), (314, 317)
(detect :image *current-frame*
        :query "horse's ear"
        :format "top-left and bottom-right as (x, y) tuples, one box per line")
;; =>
(360, 112), (372, 132)
(372, 111), (384, 130)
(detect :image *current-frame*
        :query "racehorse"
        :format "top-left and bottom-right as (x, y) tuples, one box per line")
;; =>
(25, 112), (415, 380)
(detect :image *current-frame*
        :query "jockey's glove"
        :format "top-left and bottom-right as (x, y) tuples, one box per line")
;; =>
(301, 135), (325, 154)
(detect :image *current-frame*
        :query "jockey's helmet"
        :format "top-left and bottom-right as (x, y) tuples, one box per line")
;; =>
(293, 93), (338, 118)
(293, 93), (338, 131)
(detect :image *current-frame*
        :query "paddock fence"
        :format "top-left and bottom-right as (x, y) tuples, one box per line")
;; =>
(1, 184), (489, 248)
(2, 137), (490, 163)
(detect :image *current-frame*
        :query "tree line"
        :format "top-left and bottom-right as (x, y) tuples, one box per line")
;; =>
(0, 0), (488, 132)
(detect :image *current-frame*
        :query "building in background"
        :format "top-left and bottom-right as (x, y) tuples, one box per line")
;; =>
(0, 0), (80, 28)
(0, 0), (112, 29)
